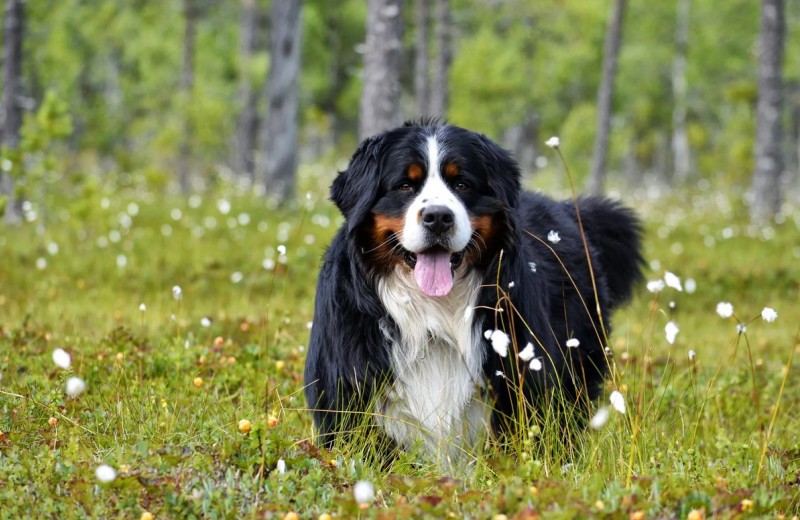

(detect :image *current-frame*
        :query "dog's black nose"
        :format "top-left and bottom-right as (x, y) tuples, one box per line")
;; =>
(421, 205), (455, 235)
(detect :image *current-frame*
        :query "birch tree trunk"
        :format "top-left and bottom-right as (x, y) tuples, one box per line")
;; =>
(233, 0), (261, 181)
(260, 0), (302, 205)
(178, 0), (197, 193)
(671, 0), (691, 184)
(429, 0), (451, 118)
(414, 0), (430, 117)
(359, 0), (403, 139)
(1, 0), (25, 223)
(587, 0), (626, 196)
(750, 0), (785, 224)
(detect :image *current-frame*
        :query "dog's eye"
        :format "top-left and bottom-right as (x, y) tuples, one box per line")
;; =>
(398, 182), (414, 192)
(455, 181), (469, 192)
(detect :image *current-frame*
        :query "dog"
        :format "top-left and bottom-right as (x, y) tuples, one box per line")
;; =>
(304, 120), (643, 463)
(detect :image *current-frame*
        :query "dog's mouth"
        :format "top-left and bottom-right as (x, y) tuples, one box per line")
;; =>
(402, 247), (464, 297)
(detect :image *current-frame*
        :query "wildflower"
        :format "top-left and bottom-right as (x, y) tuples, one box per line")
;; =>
(545, 136), (560, 148)
(318, 514), (333, 520)
(268, 415), (279, 427)
(685, 278), (697, 294)
(761, 307), (778, 323)
(489, 330), (510, 357)
(688, 349), (696, 361)
(686, 508), (705, 520)
(529, 358), (543, 371)
(646, 280), (665, 293)
(48, 417), (58, 427)
(217, 199), (231, 215)
(609, 390), (626, 414)
(547, 230), (561, 244)
(566, 338), (580, 348)
(353, 480), (375, 504)
(484, 329), (493, 340)
(193, 377), (203, 388)
(716, 302), (734, 319)
(200, 317), (211, 327)
(95, 464), (116, 483)
(739, 499), (753, 512)
(589, 406), (610, 429)
(116, 254), (128, 268)
(139, 303), (146, 312)
(140, 512), (154, 520)
(508, 281), (515, 288)
(36, 257), (47, 270)
(238, 419), (252, 433)
(275, 360), (285, 370)
(518, 342), (535, 361)
(172, 285), (182, 301)
(664, 271), (683, 291)
(276, 459), (286, 474)
(230, 272), (243, 284)
(594, 500), (605, 510)
(736, 323), (747, 334)
(665, 321), (679, 345)
(65, 377), (86, 397)
(52, 348), (71, 370)
(284, 513), (299, 520)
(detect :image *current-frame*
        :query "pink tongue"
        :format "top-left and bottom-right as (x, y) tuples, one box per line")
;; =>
(413, 251), (454, 297)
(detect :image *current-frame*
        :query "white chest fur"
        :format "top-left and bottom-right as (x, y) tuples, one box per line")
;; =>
(376, 267), (489, 462)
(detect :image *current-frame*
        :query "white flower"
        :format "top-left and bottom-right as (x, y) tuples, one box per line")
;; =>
(518, 342), (535, 361)
(664, 271), (682, 291)
(36, 257), (47, 270)
(589, 406), (610, 429)
(65, 376), (86, 397)
(528, 261), (537, 273)
(489, 330), (510, 357)
(217, 199), (231, 215)
(172, 285), (182, 301)
(276, 459), (286, 474)
(737, 323), (747, 334)
(508, 281), (515, 288)
(688, 349), (696, 361)
(545, 136), (560, 148)
(200, 317), (212, 327)
(484, 329), (493, 340)
(566, 338), (580, 348)
(547, 230), (561, 244)
(609, 390), (626, 414)
(95, 464), (116, 483)
(685, 278), (697, 294)
(646, 280), (665, 293)
(277, 244), (287, 256)
(230, 272), (243, 283)
(139, 303), (146, 312)
(353, 480), (375, 504)
(52, 348), (71, 370)
(665, 321), (679, 345)
(529, 358), (543, 371)
(761, 307), (778, 323)
(716, 302), (734, 319)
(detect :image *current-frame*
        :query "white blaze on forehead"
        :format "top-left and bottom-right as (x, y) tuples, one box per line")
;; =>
(401, 133), (472, 253)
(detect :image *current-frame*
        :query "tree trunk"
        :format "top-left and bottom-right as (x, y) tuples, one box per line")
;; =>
(414, 0), (430, 117)
(1, 0), (25, 224)
(671, 0), (691, 184)
(429, 0), (451, 118)
(260, 0), (302, 205)
(587, 0), (626, 196)
(178, 0), (197, 193)
(233, 0), (261, 181)
(750, 0), (785, 224)
(359, 0), (403, 139)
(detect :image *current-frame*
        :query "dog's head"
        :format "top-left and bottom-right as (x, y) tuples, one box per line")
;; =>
(331, 121), (520, 297)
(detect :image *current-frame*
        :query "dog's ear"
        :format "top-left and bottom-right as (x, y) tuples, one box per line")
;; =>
(331, 134), (384, 234)
(477, 134), (521, 209)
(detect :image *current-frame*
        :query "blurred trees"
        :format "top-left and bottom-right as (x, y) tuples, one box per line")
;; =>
(260, 0), (302, 204)
(750, 0), (786, 223)
(359, 0), (403, 139)
(1, 0), (25, 223)
(0, 0), (797, 213)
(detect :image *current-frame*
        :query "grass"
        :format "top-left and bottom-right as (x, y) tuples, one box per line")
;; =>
(1, 166), (799, 518)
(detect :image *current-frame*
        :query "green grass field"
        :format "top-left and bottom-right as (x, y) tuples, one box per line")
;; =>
(1, 168), (799, 518)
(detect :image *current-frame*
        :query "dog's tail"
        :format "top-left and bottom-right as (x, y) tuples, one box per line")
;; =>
(566, 196), (645, 309)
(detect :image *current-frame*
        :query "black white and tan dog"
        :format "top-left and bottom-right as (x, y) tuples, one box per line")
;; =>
(304, 120), (643, 462)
